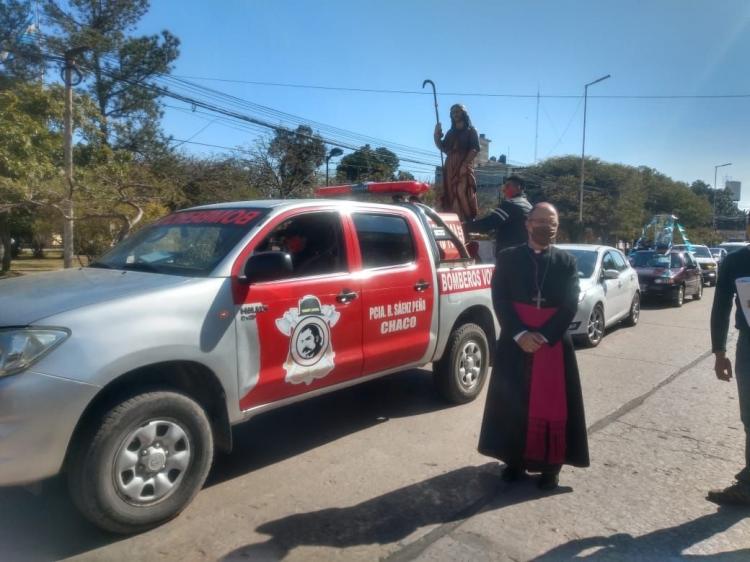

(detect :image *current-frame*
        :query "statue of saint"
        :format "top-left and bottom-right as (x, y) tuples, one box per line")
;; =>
(433, 104), (480, 222)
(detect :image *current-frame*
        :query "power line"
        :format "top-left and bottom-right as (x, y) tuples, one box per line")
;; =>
(172, 74), (750, 100)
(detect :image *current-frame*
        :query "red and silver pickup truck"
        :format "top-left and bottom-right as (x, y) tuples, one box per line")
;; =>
(0, 181), (498, 533)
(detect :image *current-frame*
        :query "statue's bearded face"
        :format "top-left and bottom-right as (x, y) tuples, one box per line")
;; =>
(450, 106), (465, 128)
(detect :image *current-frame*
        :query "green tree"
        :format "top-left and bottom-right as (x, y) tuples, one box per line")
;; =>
(246, 126), (326, 199)
(0, 81), (64, 271)
(0, 0), (45, 84)
(337, 144), (400, 182)
(522, 156), (718, 244)
(167, 154), (262, 208)
(44, 0), (180, 154)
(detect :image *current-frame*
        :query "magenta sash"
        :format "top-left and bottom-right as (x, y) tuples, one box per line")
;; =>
(513, 302), (567, 465)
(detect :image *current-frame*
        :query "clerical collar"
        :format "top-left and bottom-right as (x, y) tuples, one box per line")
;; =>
(527, 243), (551, 255)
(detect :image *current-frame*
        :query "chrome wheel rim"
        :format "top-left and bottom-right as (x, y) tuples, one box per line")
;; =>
(113, 419), (191, 506)
(457, 341), (483, 391)
(588, 306), (604, 344)
(631, 294), (640, 322)
(677, 287), (684, 305)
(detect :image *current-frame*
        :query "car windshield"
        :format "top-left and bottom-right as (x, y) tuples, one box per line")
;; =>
(90, 208), (267, 276)
(563, 249), (598, 278)
(631, 251), (680, 268)
(692, 246), (711, 257)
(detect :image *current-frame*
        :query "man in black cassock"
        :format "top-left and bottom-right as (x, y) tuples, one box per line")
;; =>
(478, 203), (589, 490)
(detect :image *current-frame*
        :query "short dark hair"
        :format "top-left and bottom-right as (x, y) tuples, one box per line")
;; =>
(504, 175), (525, 190)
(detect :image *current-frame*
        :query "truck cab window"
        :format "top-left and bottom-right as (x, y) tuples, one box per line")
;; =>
(352, 213), (415, 268)
(255, 212), (347, 279)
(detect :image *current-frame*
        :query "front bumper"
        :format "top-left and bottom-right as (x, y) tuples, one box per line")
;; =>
(0, 371), (99, 486)
(568, 299), (594, 336)
(701, 270), (717, 282)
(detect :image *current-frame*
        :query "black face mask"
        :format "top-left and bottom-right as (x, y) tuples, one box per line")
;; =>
(531, 226), (556, 246)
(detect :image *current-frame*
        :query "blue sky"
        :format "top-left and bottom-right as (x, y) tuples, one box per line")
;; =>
(134, 1), (750, 203)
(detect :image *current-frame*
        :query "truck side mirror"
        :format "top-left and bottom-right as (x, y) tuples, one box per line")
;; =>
(241, 251), (293, 284)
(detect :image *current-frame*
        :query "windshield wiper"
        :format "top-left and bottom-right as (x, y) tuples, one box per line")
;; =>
(121, 261), (161, 273)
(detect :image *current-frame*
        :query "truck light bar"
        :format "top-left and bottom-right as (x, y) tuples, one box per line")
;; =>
(315, 181), (430, 197)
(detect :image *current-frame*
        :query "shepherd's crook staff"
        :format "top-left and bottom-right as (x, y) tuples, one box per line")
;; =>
(422, 79), (445, 186)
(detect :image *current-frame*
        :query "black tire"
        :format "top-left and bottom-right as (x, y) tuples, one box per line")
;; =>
(673, 285), (685, 307)
(694, 282), (703, 300)
(583, 304), (605, 347)
(68, 391), (214, 534)
(434, 323), (490, 404)
(624, 292), (640, 327)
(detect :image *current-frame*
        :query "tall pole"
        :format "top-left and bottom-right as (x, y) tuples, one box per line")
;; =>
(534, 86), (540, 163)
(61, 47), (87, 268)
(62, 54), (75, 269)
(713, 162), (732, 230)
(578, 74), (611, 227)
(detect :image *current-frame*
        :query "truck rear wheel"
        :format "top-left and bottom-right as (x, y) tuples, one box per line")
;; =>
(434, 323), (490, 404)
(68, 391), (214, 534)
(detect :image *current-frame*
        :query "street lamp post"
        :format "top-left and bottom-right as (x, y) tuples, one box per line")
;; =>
(579, 74), (611, 227)
(326, 147), (344, 186)
(713, 162), (732, 230)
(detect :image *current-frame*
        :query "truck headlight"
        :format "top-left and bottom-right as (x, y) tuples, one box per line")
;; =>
(0, 328), (70, 377)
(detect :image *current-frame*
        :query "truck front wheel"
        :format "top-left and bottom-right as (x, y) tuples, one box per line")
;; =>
(434, 323), (490, 404)
(67, 391), (214, 534)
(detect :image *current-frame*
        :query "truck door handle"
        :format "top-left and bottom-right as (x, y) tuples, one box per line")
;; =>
(414, 280), (430, 292)
(336, 289), (358, 304)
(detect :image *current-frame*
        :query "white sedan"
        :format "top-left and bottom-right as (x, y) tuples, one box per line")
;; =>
(557, 244), (640, 347)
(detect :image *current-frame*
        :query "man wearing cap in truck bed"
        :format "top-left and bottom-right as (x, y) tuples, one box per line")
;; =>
(464, 175), (532, 260)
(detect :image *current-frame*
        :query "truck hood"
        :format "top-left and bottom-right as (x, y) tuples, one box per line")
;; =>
(0, 267), (195, 326)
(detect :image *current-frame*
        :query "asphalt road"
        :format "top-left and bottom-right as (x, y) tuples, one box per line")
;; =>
(3, 287), (748, 561)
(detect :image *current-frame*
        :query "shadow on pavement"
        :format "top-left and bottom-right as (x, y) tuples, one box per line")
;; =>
(220, 463), (571, 561)
(0, 477), (119, 562)
(0, 368), (453, 561)
(531, 506), (750, 561)
(207, 368), (452, 487)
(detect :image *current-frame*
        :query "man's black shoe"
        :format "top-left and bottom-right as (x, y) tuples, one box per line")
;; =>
(538, 472), (559, 490)
(707, 483), (750, 506)
(501, 466), (523, 482)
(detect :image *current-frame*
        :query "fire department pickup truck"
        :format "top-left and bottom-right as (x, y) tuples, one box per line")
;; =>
(0, 182), (497, 533)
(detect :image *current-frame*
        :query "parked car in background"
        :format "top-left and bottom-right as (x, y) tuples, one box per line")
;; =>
(557, 244), (640, 347)
(710, 247), (727, 264)
(672, 244), (718, 286)
(630, 250), (703, 306)
(719, 241), (750, 256)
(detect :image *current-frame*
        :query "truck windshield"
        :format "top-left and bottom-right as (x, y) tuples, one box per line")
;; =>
(90, 208), (267, 276)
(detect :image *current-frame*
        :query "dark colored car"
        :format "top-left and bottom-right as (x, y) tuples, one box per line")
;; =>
(672, 244), (718, 286)
(629, 250), (703, 307)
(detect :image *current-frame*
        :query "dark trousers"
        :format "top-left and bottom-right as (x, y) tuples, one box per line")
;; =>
(734, 331), (750, 485)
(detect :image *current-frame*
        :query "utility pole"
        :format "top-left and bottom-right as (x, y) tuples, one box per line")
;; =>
(62, 47), (86, 268)
(534, 86), (540, 163)
(579, 74), (611, 226)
